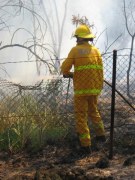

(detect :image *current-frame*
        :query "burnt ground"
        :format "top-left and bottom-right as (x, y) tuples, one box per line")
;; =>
(0, 137), (135, 180)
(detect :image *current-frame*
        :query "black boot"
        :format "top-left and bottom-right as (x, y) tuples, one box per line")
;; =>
(95, 136), (106, 151)
(79, 146), (92, 157)
(96, 135), (106, 142)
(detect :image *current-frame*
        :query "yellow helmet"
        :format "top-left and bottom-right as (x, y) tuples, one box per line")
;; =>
(74, 25), (95, 39)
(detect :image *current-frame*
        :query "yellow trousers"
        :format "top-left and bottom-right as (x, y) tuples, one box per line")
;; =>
(74, 95), (105, 147)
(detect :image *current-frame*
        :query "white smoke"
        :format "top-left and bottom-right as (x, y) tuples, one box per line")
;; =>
(0, 0), (134, 85)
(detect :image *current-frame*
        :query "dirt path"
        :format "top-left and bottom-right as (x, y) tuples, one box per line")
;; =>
(0, 145), (135, 180)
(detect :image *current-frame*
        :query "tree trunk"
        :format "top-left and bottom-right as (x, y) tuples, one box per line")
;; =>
(127, 36), (134, 98)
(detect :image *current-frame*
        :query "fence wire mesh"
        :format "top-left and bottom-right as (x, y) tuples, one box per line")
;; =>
(0, 52), (135, 154)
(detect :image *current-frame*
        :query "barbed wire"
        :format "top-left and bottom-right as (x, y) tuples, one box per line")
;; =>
(0, 52), (134, 65)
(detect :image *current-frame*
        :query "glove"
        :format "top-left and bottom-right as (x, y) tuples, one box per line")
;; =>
(63, 74), (73, 78)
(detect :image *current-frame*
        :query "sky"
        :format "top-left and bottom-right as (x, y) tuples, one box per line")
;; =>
(0, 0), (134, 85)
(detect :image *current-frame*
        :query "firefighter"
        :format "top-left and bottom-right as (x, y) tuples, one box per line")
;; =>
(61, 24), (106, 155)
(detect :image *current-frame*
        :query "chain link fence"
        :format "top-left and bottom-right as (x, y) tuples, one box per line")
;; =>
(0, 51), (135, 155)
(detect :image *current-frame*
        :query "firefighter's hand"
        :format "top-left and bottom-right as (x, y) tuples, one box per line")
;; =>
(63, 74), (73, 78)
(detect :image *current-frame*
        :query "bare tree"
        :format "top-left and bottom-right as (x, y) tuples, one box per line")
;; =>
(39, 0), (69, 73)
(123, 0), (135, 98)
(0, 0), (56, 82)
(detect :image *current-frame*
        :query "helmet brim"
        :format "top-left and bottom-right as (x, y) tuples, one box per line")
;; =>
(77, 34), (96, 39)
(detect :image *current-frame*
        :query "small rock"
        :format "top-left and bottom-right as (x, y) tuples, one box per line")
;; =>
(67, 171), (76, 179)
(21, 161), (28, 167)
(95, 156), (109, 169)
(48, 173), (62, 180)
(123, 157), (133, 166)
(12, 157), (22, 164)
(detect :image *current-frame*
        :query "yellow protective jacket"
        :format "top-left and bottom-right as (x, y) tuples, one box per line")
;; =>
(61, 42), (103, 96)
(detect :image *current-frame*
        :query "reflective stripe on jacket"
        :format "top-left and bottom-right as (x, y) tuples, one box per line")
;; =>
(61, 42), (103, 96)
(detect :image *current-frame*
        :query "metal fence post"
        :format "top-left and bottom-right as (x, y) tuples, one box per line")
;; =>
(109, 50), (117, 159)
(66, 78), (71, 106)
